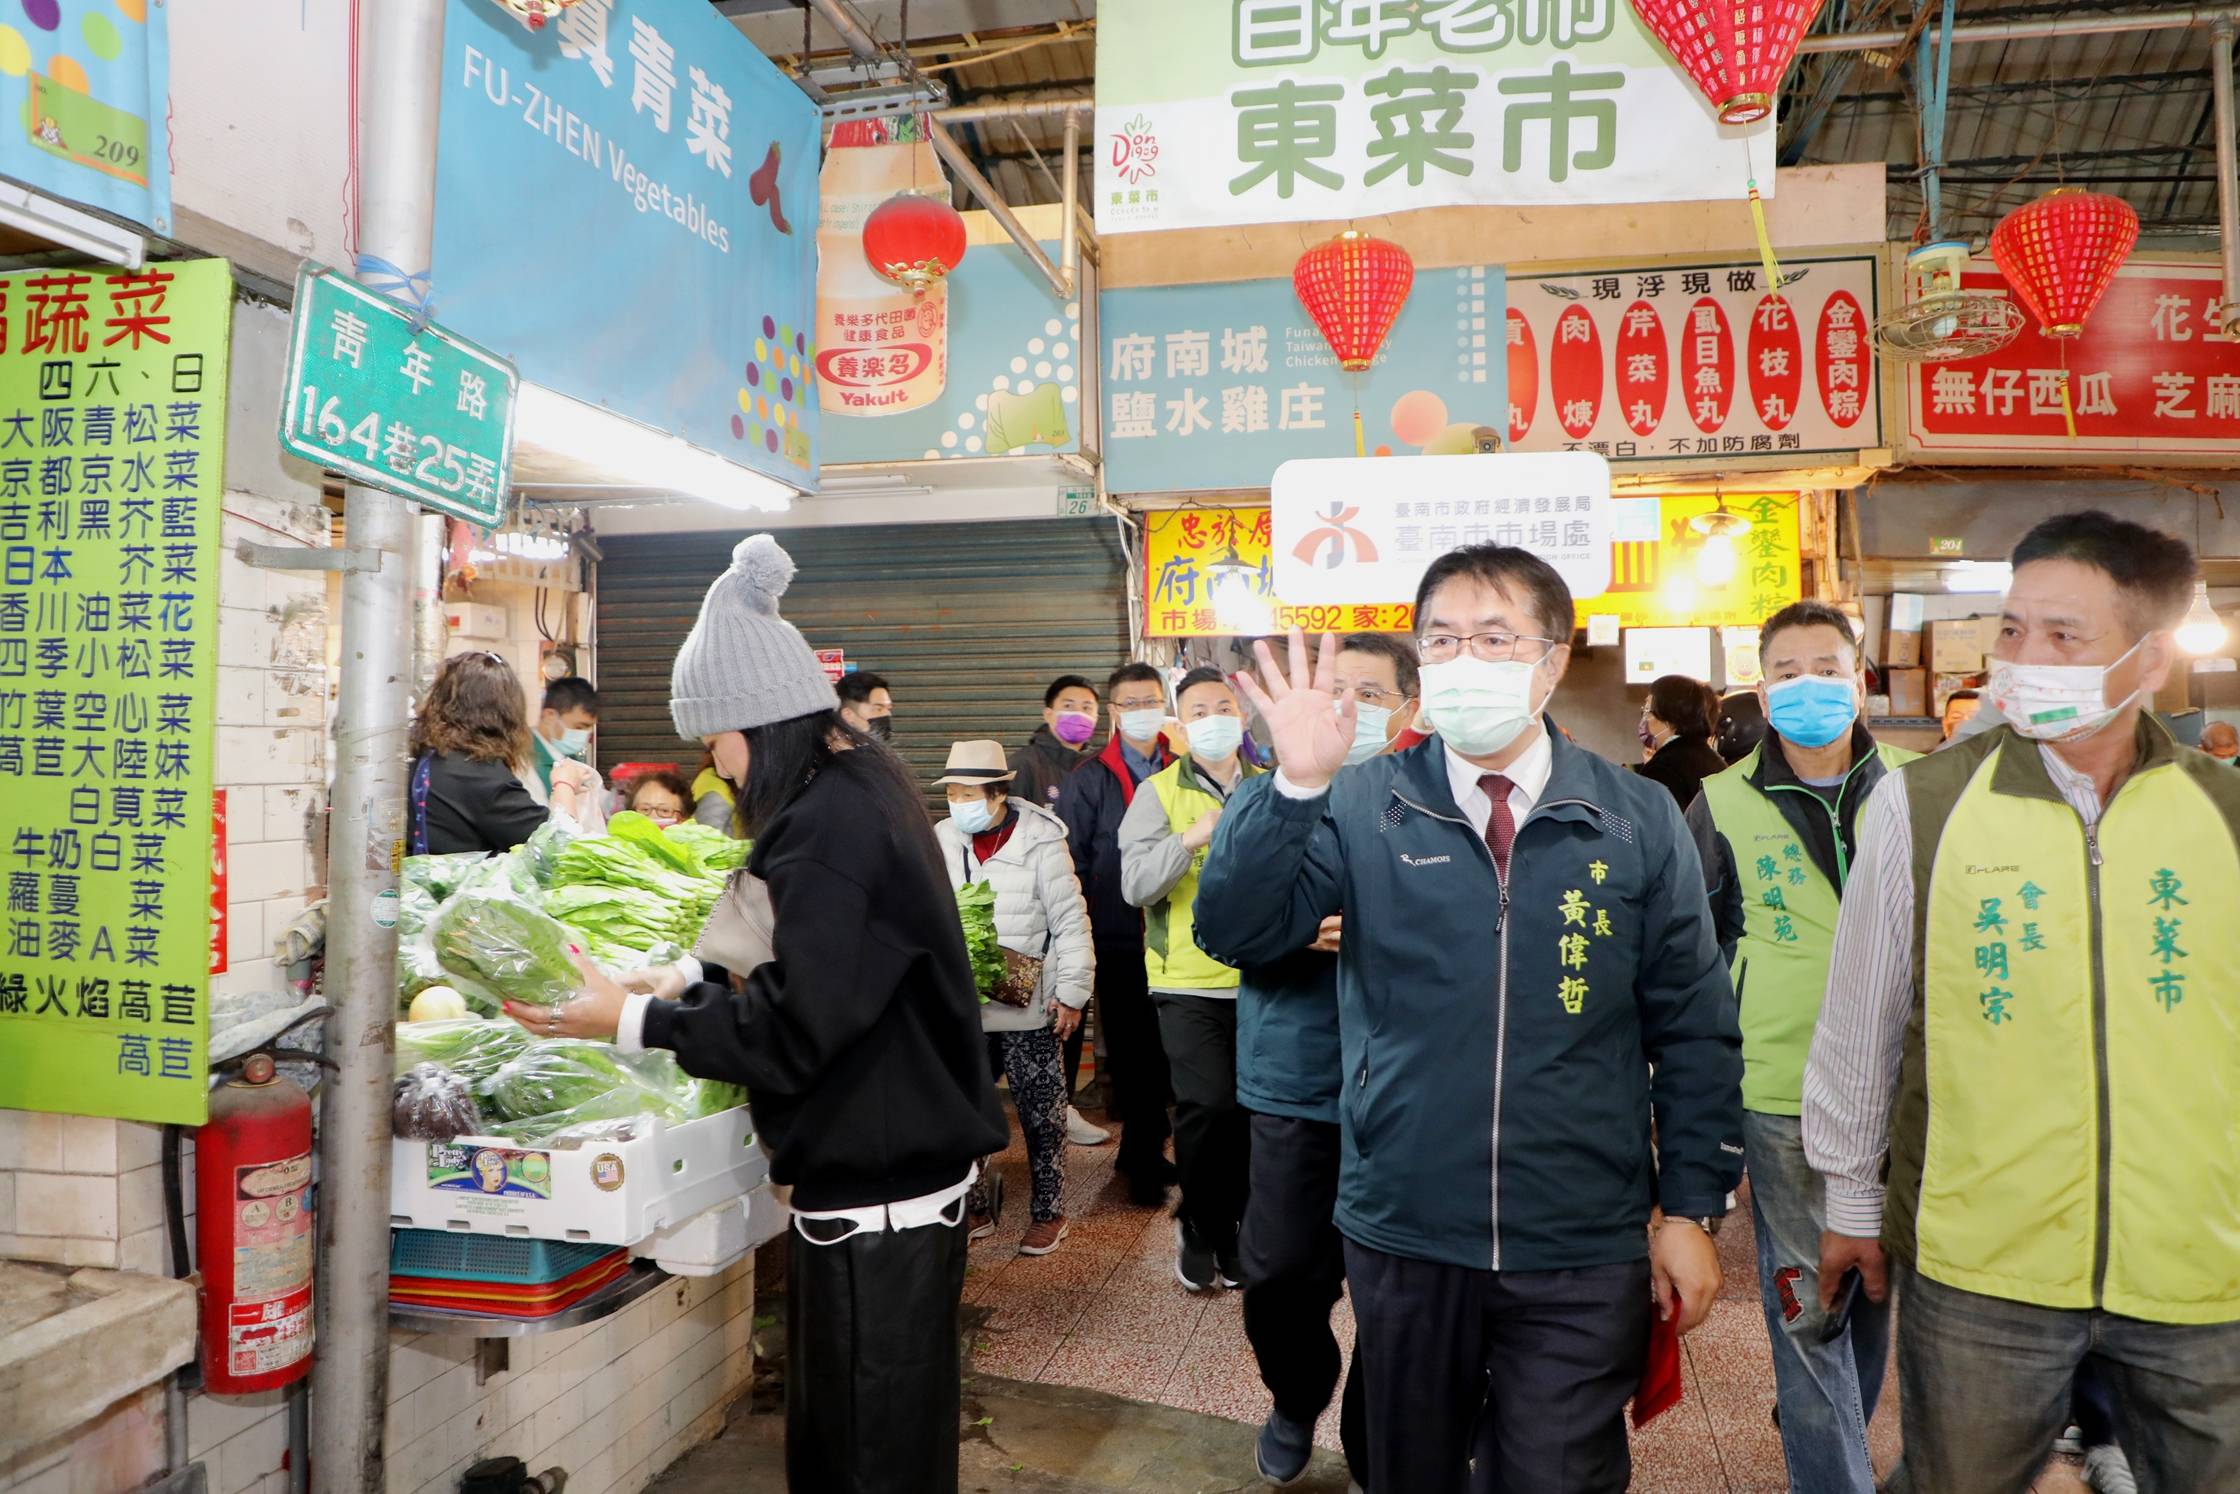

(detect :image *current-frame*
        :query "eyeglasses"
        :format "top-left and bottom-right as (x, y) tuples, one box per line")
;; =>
(1111, 696), (1166, 713)
(1335, 683), (1410, 707)
(1417, 632), (1558, 664)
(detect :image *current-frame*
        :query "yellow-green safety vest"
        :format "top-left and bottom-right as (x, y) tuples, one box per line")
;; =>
(1887, 721), (2240, 1325)
(1699, 740), (1917, 1116)
(1142, 758), (1250, 992)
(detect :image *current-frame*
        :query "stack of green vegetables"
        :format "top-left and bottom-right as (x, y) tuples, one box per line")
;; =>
(392, 1020), (747, 1146)
(955, 882), (1004, 1002)
(390, 811), (757, 1145)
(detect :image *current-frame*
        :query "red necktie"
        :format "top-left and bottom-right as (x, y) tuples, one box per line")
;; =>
(1479, 773), (1516, 880)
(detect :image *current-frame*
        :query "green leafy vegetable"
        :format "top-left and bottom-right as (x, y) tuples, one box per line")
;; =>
(955, 882), (1004, 999)
(666, 821), (752, 872)
(518, 818), (577, 888)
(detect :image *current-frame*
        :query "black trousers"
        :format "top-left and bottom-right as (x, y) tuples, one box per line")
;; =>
(1152, 990), (1250, 1253)
(786, 1214), (969, 1494)
(1094, 945), (1172, 1179)
(1240, 1111), (1366, 1480)
(1344, 1240), (1650, 1494)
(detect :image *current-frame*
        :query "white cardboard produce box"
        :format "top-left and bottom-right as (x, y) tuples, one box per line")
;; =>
(389, 1106), (767, 1247)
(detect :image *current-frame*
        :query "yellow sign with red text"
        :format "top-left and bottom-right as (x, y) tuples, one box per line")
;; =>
(1143, 495), (1799, 638)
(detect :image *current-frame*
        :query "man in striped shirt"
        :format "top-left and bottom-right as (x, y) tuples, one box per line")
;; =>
(1804, 510), (2240, 1494)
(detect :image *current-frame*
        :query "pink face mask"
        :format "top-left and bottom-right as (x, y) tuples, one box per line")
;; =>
(1052, 711), (1098, 745)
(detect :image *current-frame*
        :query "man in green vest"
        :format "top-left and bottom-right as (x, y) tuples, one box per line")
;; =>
(1120, 665), (1259, 1291)
(1806, 510), (2240, 1494)
(1686, 599), (1915, 1493)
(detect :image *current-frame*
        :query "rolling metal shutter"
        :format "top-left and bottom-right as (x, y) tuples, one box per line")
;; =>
(594, 518), (1131, 805)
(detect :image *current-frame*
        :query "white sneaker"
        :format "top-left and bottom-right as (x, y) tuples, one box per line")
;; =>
(1065, 1106), (1111, 1145)
(2083, 1445), (2139, 1494)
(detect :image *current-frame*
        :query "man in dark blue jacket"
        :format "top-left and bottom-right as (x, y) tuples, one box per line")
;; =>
(1211, 631), (1417, 1487)
(1201, 545), (1744, 1494)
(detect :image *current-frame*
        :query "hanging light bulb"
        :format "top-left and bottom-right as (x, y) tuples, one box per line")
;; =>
(2176, 581), (2228, 655)
(1689, 495), (1753, 587)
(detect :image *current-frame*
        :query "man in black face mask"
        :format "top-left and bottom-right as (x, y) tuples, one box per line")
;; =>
(836, 670), (894, 741)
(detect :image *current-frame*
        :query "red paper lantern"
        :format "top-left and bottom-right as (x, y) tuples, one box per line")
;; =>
(1989, 187), (2140, 338)
(862, 192), (967, 296)
(1293, 231), (1414, 373)
(1629, 0), (1825, 125)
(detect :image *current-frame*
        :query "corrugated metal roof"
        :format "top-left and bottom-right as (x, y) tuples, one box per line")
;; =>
(1784, 1), (2229, 243)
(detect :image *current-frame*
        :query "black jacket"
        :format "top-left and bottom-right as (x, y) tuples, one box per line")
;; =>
(1009, 726), (1091, 811)
(1683, 721), (1904, 962)
(642, 749), (1007, 1210)
(410, 751), (549, 856)
(1636, 735), (1729, 813)
(1055, 731), (1173, 950)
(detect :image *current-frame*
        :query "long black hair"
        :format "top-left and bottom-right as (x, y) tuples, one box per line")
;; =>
(733, 708), (924, 838)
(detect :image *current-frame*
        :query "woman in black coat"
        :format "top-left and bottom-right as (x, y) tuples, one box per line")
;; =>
(406, 651), (590, 855)
(1634, 672), (1729, 812)
(503, 537), (1005, 1494)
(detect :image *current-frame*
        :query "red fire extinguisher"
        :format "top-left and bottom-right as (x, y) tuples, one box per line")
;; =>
(196, 1052), (316, 1394)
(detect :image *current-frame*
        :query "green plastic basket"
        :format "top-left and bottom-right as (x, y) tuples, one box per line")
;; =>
(388, 1228), (618, 1285)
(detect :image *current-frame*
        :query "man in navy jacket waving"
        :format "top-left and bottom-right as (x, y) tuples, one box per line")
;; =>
(1197, 544), (1744, 1494)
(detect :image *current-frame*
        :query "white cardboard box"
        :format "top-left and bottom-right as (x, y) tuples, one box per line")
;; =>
(388, 1107), (765, 1247)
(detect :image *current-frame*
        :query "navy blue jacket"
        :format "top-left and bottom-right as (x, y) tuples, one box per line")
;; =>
(1195, 726), (1744, 1273)
(1202, 775), (1343, 1123)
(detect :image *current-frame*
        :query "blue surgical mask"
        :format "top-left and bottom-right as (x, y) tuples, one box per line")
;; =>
(555, 726), (592, 759)
(1185, 714), (1243, 760)
(947, 797), (998, 835)
(1765, 676), (1858, 749)
(1343, 703), (1393, 765)
(1117, 708), (1166, 745)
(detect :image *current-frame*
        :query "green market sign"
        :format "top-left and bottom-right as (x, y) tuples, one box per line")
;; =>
(280, 263), (516, 525)
(1094, 0), (1775, 233)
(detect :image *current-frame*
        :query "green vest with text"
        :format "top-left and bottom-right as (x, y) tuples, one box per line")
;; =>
(1886, 722), (2240, 1325)
(1142, 759), (1247, 992)
(1699, 740), (1917, 1115)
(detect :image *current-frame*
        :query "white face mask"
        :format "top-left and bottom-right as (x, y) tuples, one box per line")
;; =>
(1987, 636), (2146, 743)
(1418, 656), (1546, 759)
(1117, 708), (1166, 745)
(555, 725), (592, 759)
(1184, 714), (1244, 760)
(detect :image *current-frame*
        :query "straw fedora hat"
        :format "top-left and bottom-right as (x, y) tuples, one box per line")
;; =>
(933, 739), (1017, 787)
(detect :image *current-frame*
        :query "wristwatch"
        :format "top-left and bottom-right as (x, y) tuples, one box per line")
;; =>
(1670, 1213), (1724, 1237)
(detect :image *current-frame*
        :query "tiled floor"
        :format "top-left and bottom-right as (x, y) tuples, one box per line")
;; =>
(962, 1111), (2095, 1493)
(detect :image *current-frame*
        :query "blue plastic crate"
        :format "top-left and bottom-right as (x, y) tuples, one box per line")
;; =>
(389, 1228), (618, 1285)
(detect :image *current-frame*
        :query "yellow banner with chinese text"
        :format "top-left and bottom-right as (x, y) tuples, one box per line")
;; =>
(1143, 495), (1801, 638)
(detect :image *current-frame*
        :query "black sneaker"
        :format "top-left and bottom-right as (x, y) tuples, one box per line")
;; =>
(1255, 1409), (1314, 1486)
(1175, 1219), (1218, 1291)
(1216, 1244), (1244, 1289)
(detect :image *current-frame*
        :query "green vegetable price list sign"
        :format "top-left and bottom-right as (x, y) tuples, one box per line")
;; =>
(280, 263), (517, 526)
(0, 258), (233, 1125)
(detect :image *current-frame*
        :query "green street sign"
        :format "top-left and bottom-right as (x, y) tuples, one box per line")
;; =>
(279, 262), (517, 525)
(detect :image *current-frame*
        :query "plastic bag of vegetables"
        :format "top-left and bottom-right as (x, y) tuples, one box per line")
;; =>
(392, 1017), (530, 1085)
(518, 818), (576, 888)
(431, 887), (583, 1010)
(479, 1039), (688, 1126)
(393, 1063), (484, 1140)
(954, 881), (1006, 1001)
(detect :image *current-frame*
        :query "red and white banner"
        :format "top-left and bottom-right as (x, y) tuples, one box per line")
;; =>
(1904, 258), (2240, 462)
(1507, 254), (1882, 465)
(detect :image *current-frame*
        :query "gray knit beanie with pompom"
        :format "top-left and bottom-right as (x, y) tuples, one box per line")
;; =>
(669, 535), (839, 739)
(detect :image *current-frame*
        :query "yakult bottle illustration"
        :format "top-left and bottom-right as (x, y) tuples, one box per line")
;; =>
(818, 117), (949, 416)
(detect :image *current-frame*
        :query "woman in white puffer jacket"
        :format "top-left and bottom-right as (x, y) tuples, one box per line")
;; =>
(932, 740), (1096, 1256)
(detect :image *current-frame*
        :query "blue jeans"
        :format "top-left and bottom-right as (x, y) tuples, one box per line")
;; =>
(1889, 1263), (2240, 1494)
(1744, 1110), (1889, 1494)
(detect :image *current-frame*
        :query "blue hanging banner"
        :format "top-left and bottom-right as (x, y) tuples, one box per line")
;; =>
(1101, 265), (1507, 495)
(0, 0), (170, 236)
(432, 0), (820, 484)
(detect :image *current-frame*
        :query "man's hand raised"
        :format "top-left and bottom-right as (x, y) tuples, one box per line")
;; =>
(1236, 628), (1353, 794)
